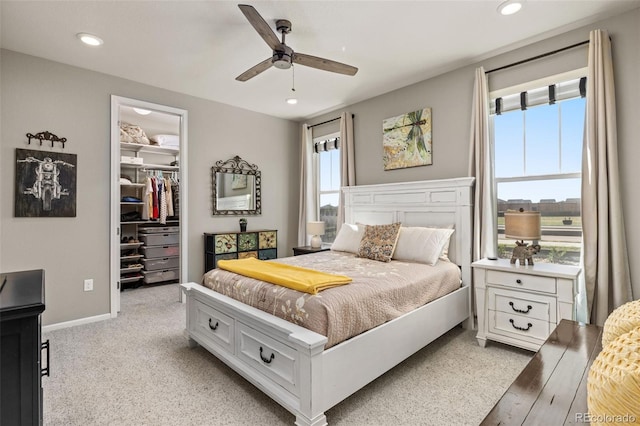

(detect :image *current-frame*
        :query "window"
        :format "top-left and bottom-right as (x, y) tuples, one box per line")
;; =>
(492, 73), (586, 265)
(314, 133), (340, 243)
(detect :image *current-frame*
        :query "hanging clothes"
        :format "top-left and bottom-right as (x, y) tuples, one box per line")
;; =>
(165, 177), (174, 218)
(158, 177), (167, 224)
(172, 182), (180, 218)
(152, 177), (159, 219)
(142, 177), (153, 220)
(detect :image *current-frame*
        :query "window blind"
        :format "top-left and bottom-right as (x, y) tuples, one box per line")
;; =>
(314, 137), (340, 153)
(492, 77), (586, 115)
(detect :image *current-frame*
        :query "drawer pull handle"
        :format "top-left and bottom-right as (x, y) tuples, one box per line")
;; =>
(509, 302), (533, 314)
(259, 346), (275, 364)
(516, 279), (522, 284)
(509, 319), (532, 331)
(208, 318), (219, 331)
(41, 339), (50, 377)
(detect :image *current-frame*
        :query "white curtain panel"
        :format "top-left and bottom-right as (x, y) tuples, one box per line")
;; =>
(298, 124), (317, 246)
(581, 29), (632, 325)
(338, 112), (356, 227)
(468, 67), (497, 261)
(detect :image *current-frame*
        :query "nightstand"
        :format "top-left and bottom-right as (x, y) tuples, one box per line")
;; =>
(472, 258), (580, 351)
(292, 246), (330, 256)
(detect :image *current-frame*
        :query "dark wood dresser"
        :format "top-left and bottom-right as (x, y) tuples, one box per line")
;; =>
(0, 269), (47, 426)
(481, 319), (603, 425)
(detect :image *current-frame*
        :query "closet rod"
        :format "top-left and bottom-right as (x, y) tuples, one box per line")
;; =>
(309, 114), (354, 129)
(485, 40), (589, 74)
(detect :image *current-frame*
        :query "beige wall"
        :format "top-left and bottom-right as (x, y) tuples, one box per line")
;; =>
(308, 9), (640, 299)
(2, 8), (638, 326)
(0, 50), (299, 325)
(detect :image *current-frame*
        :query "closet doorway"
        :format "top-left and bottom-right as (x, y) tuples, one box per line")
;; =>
(109, 96), (188, 315)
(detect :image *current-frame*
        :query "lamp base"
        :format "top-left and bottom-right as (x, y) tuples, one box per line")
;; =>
(310, 235), (322, 249)
(510, 240), (541, 266)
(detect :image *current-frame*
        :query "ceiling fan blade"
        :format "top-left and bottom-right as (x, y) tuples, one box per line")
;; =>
(238, 4), (281, 51)
(293, 53), (358, 76)
(236, 57), (273, 82)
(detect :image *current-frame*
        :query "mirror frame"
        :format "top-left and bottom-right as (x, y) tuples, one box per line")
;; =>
(212, 155), (261, 215)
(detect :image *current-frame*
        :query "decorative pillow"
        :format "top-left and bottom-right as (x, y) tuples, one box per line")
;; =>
(392, 226), (455, 266)
(357, 223), (402, 262)
(331, 223), (365, 254)
(120, 123), (150, 145)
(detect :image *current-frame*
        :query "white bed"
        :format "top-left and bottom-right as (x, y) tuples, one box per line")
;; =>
(181, 177), (474, 425)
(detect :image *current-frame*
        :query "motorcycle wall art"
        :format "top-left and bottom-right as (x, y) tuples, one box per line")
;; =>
(15, 148), (77, 217)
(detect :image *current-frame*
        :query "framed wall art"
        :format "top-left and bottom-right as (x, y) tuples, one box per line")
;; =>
(15, 148), (77, 217)
(382, 107), (432, 170)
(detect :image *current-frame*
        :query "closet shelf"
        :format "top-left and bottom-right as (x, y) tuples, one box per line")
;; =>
(120, 275), (144, 284)
(120, 142), (179, 155)
(120, 202), (144, 206)
(120, 266), (143, 274)
(120, 162), (179, 171)
(120, 242), (143, 249)
(121, 220), (179, 225)
(121, 254), (143, 261)
(121, 183), (145, 188)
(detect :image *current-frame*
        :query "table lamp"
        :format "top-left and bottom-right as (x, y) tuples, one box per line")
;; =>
(504, 209), (541, 265)
(307, 221), (325, 248)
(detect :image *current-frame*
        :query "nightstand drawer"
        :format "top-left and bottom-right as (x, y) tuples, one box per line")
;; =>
(490, 310), (550, 342)
(489, 287), (555, 322)
(486, 270), (556, 294)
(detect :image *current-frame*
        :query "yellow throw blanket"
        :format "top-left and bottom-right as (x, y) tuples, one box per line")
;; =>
(217, 258), (352, 295)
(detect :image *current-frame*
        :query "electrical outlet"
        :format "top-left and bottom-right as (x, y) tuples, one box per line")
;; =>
(83, 279), (94, 292)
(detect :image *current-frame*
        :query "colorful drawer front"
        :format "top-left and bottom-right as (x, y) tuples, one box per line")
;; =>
(238, 251), (258, 259)
(259, 231), (277, 249)
(215, 233), (237, 254)
(215, 253), (238, 265)
(258, 249), (277, 260)
(238, 233), (258, 251)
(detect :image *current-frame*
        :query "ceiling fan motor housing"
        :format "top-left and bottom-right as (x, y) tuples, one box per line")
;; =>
(272, 45), (293, 69)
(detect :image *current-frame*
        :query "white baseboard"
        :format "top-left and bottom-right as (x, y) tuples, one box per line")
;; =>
(42, 313), (111, 333)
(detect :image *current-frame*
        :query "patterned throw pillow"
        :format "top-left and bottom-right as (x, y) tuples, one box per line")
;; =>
(357, 223), (402, 262)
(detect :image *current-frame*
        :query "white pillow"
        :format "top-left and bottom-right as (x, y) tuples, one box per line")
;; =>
(330, 223), (365, 254)
(392, 226), (455, 266)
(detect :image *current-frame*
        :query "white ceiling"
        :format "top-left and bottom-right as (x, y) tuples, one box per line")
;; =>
(2, 1), (638, 121)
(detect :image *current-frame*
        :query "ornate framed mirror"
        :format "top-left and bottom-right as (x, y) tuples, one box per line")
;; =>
(212, 156), (261, 215)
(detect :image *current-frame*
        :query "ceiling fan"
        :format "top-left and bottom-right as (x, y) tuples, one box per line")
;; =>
(236, 4), (358, 82)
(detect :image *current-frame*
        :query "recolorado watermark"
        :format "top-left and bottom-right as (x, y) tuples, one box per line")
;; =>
(575, 413), (637, 423)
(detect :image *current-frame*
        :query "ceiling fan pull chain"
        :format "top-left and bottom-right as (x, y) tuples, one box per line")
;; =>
(291, 64), (296, 92)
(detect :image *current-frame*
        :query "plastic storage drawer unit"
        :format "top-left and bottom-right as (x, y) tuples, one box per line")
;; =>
(142, 268), (179, 284)
(142, 257), (179, 271)
(139, 233), (179, 246)
(141, 245), (179, 258)
(139, 226), (179, 234)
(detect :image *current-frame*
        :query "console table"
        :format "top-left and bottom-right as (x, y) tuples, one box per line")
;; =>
(481, 319), (603, 425)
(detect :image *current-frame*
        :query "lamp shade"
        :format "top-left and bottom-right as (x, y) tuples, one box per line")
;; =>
(504, 210), (541, 240)
(307, 221), (325, 236)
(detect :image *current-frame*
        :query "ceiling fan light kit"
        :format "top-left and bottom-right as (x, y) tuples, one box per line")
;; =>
(236, 4), (358, 81)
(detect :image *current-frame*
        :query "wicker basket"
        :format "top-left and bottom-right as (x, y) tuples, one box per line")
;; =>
(602, 299), (640, 347)
(587, 326), (640, 425)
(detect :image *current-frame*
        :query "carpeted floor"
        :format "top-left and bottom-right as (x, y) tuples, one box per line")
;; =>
(43, 284), (532, 425)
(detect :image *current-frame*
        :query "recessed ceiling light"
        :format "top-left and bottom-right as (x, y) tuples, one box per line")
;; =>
(133, 108), (152, 115)
(286, 98), (298, 105)
(497, 0), (522, 16)
(76, 32), (103, 46)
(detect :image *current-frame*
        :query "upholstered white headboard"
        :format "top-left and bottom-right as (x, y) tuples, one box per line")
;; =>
(343, 177), (475, 286)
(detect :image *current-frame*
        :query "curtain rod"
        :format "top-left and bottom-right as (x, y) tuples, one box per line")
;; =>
(309, 114), (354, 128)
(485, 40), (589, 74)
